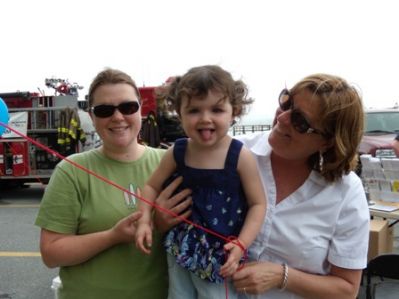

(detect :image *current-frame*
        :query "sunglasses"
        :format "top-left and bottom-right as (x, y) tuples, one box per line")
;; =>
(90, 101), (140, 118)
(278, 89), (325, 136)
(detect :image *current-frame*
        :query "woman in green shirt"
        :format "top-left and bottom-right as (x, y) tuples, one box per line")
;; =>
(35, 68), (191, 299)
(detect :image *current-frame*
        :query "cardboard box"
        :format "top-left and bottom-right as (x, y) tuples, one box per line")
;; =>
(386, 223), (394, 252)
(368, 219), (394, 261)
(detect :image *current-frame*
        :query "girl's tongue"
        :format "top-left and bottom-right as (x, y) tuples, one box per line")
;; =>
(199, 129), (213, 141)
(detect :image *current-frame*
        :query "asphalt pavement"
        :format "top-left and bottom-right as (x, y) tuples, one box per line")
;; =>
(0, 184), (58, 299)
(1, 183), (398, 299)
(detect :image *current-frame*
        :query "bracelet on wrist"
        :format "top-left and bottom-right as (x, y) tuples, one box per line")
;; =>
(280, 263), (289, 291)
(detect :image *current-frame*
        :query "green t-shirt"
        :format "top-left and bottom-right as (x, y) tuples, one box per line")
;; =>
(35, 147), (168, 299)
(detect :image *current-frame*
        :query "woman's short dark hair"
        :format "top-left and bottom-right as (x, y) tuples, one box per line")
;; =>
(88, 68), (140, 107)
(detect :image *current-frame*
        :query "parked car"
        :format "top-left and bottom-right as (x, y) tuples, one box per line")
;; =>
(359, 107), (399, 158)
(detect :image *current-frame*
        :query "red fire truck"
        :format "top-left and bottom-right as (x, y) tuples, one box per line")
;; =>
(0, 91), (87, 187)
(0, 83), (184, 187)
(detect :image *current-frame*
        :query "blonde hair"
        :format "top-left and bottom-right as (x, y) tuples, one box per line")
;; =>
(290, 73), (364, 182)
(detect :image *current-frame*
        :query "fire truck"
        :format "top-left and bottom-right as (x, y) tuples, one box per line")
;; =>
(0, 81), (184, 187)
(0, 90), (88, 187)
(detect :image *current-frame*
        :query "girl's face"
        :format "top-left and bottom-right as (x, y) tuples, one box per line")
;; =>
(269, 88), (330, 161)
(90, 83), (141, 154)
(179, 89), (234, 147)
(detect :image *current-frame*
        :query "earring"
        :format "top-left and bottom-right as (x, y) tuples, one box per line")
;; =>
(319, 151), (324, 172)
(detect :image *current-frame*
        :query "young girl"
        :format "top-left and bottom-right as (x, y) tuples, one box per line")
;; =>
(135, 65), (266, 298)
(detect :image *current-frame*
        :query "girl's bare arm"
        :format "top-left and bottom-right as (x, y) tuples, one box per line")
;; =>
(236, 147), (267, 249)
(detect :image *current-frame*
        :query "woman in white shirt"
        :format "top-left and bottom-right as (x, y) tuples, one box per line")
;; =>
(231, 74), (369, 299)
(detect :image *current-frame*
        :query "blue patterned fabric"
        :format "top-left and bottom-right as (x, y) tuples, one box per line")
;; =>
(164, 138), (248, 283)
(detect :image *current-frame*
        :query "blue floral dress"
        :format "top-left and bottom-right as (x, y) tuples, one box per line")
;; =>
(164, 138), (248, 283)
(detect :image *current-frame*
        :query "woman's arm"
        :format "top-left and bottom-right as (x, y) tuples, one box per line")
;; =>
(233, 261), (362, 299)
(40, 211), (143, 268)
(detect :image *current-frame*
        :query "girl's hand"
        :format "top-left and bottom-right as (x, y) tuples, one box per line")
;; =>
(220, 241), (244, 277)
(135, 222), (153, 255)
(154, 176), (192, 232)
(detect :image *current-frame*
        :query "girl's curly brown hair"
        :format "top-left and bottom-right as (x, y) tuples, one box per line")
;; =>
(156, 65), (253, 120)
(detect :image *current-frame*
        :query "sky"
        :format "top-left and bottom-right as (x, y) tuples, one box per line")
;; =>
(1, 0), (399, 125)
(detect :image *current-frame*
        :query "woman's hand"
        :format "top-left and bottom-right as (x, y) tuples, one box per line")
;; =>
(234, 261), (362, 298)
(232, 261), (283, 295)
(153, 176), (192, 232)
(110, 211), (143, 244)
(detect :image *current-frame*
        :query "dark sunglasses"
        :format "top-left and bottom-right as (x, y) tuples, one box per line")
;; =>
(90, 101), (140, 118)
(278, 89), (325, 136)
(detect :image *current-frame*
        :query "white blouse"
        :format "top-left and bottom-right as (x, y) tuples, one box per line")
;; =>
(236, 132), (370, 299)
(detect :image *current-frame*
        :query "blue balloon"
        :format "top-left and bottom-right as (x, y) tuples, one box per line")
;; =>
(0, 97), (9, 136)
